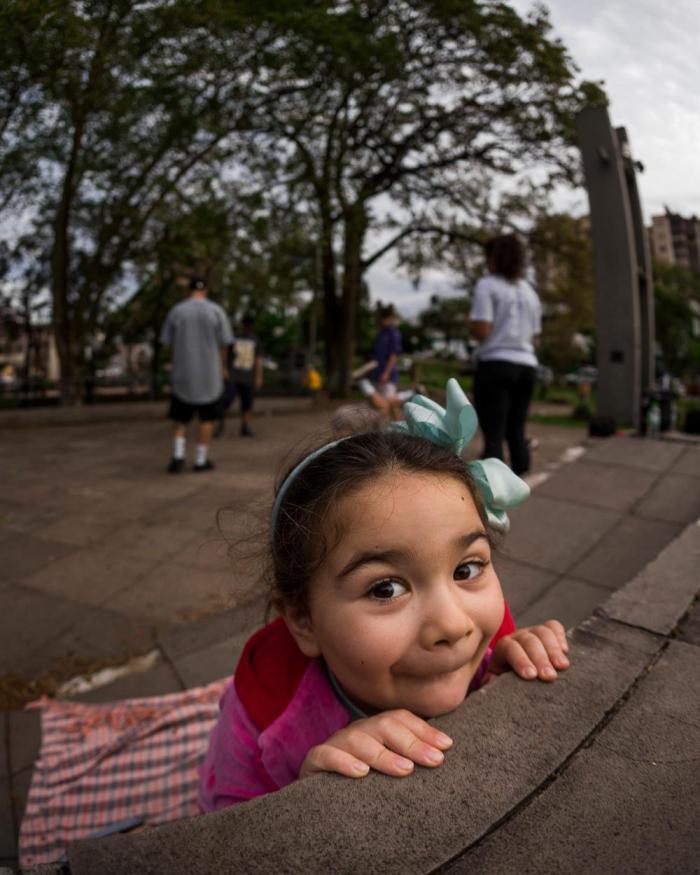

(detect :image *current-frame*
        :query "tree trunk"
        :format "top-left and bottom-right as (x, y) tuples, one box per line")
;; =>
(51, 114), (85, 405)
(336, 202), (368, 398)
(319, 207), (340, 392)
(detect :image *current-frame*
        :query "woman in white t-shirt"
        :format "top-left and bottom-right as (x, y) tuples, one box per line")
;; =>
(469, 234), (541, 475)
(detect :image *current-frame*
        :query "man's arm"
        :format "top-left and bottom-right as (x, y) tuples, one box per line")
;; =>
(255, 354), (263, 390)
(221, 346), (229, 380)
(469, 320), (492, 342)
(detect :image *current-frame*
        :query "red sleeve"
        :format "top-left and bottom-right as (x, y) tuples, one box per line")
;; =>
(234, 618), (310, 731)
(490, 600), (515, 647)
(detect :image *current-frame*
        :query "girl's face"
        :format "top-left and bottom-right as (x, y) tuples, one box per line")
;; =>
(283, 471), (504, 718)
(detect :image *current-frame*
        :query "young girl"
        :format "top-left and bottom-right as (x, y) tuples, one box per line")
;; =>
(199, 380), (569, 810)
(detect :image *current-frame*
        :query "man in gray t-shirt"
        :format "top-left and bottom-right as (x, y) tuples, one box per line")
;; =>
(160, 277), (233, 473)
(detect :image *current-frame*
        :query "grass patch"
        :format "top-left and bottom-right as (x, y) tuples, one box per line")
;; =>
(528, 413), (589, 428)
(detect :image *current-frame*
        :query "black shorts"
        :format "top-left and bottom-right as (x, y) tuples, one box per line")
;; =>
(221, 380), (254, 414)
(168, 394), (220, 423)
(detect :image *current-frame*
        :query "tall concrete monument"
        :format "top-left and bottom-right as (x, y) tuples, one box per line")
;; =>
(576, 105), (655, 428)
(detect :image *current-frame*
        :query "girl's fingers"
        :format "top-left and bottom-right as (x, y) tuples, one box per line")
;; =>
(330, 727), (419, 777)
(366, 712), (449, 768)
(543, 619), (569, 653)
(301, 743), (371, 779)
(503, 633), (557, 681)
(535, 623), (570, 670)
(380, 709), (454, 751)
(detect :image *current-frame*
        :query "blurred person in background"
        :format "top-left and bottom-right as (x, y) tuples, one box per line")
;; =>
(161, 276), (233, 472)
(469, 234), (541, 476)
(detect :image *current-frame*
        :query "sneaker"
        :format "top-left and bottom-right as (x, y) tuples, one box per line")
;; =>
(193, 460), (215, 472)
(240, 423), (254, 438)
(526, 437), (540, 451)
(167, 458), (185, 474)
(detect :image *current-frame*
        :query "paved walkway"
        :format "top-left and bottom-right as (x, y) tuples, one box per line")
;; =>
(3, 399), (700, 871)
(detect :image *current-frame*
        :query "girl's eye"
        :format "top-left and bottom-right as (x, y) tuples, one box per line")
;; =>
(368, 579), (408, 600)
(454, 561), (485, 581)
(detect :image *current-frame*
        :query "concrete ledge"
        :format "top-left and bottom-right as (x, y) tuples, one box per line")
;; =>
(68, 620), (663, 875)
(600, 520), (700, 635)
(51, 524), (700, 874)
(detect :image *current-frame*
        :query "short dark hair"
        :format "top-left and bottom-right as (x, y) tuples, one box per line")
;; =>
(189, 276), (208, 291)
(379, 304), (396, 320)
(269, 431), (490, 616)
(484, 234), (526, 281)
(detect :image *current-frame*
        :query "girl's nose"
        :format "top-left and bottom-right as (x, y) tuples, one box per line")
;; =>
(421, 585), (474, 647)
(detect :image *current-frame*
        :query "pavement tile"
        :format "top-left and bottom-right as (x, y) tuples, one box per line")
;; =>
(8, 710), (41, 778)
(633, 473), (700, 525)
(100, 522), (201, 562)
(0, 778), (16, 860)
(516, 577), (608, 631)
(602, 522), (700, 635)
(0, 501), (62, 535)
(0, 715), (6, 782)
(173, 633), (249, 688)
(158, 596), (267, 663)
(535, 460), (657, 512)
(671, 445), (700, 478)
(0, 532), (76, 585)
(0, 588), (83, 675)
(68, 620), (659, 875)
(21, 550), (156, 608)
(677, 598), (700, 647)
(492, 554), (557, 618)
(17, 606), (155, 680)
(33, 512), (132, 548)
(108, 563), (239, 625)
(446, 640), (700, 875)
(582, 437), (685, 472)
(10, 767), (32, 830)
(568, 515), (682, 590)
(68, 659), (183, 704)
(503, 495), (621, 575)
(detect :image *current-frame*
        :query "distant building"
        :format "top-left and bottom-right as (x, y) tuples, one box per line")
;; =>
(648, 208), (700, 275)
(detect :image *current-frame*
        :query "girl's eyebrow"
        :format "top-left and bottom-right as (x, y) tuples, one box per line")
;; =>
(337, 531), (488, 580)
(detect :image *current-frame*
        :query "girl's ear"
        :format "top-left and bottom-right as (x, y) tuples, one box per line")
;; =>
(278, 602), (322, 659)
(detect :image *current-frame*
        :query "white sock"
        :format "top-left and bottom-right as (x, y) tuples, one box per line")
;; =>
(173, 436), (186, 460)
(195, 444), (208, 466)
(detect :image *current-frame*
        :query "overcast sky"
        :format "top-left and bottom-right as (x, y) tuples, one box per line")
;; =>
(370, 0), (700, 318)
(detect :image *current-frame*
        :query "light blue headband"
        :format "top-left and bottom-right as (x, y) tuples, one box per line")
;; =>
(271, 378), (530, 534)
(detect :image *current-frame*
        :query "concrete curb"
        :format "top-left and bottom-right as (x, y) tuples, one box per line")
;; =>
(65, 521), (700, 875)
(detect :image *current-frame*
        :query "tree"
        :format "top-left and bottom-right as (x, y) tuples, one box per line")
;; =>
(530, 212), (595, 372)
(653, 262), (700, 377)
(244, 0), (604, 393)
(0, 0), (278, 401)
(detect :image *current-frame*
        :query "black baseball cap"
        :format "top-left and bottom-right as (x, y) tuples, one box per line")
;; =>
(189, 276), (207, 291)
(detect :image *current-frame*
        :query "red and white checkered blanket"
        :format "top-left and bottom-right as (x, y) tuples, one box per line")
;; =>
(19, 679), (227, 868)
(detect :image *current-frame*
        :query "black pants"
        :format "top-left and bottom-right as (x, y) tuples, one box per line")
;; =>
(473, 360), (536, 476)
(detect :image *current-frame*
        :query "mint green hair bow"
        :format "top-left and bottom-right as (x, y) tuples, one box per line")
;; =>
(390, 378), (530, 532)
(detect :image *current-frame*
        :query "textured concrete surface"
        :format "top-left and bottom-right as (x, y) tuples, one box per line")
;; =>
(444, 640), (700, 875)
(5, 424), (700, 873)
(602, 522), (700, 635)
(69, 618), (662, 875)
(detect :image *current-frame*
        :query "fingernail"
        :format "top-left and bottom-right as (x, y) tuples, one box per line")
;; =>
(352, 761), (369, 775)
(435, 732), (453, 748)
(523, 666), (537, 679)
(395, 756), (414, 771)
(543, 666), (557, 679)
(425, 748), (444, 765)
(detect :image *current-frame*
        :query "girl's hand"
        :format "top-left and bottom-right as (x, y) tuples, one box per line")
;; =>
(487, 620), (569, 683)
(299, 709), (453, 781)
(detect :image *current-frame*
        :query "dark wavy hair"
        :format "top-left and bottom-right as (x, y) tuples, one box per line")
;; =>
(484, 234), (526, 281)
(268, 430), (490, 616)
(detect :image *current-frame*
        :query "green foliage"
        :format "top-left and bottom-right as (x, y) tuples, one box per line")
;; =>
(0, 0), (603, 400)
(653, 261), (700, 377)
(530, 212), (595, 373)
